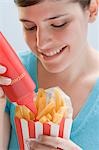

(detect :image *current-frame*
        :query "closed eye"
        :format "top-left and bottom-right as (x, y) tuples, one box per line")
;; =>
(51, 22), (69, 28)
(24, 26), (36, 31)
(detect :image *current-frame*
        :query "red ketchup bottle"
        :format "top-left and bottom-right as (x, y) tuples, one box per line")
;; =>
(0, 32), (37, 114)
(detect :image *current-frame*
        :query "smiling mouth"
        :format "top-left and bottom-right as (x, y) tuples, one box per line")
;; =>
(41, 46), (67, 57)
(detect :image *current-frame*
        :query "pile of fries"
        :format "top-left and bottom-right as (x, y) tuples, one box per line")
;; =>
(15, 87), (73, 124)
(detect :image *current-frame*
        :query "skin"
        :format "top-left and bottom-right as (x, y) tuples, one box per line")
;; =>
(0, 0), (98, 149)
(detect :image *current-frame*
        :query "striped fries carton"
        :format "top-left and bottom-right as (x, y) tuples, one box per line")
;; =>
(14, 87), (73, 150)
(15, 117), (72, 150)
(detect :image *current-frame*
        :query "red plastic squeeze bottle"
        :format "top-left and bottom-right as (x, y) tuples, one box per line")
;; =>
(0, 32), (37, 114)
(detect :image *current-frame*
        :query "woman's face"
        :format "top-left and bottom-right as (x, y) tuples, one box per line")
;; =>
(18, 0), (90, 73)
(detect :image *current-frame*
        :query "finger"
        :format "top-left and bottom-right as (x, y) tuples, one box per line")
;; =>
(0, 87), (5, 97)
(0, 65), (7, 74)
(38, 135), (82, 150)
(0, 76), (11, 85)
(0, 93), (6, 111)
(25, 140), (57, 150)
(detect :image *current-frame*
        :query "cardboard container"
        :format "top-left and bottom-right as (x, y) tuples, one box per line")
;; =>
(15, 87), (73, 150)
(15, 117), (72, 150)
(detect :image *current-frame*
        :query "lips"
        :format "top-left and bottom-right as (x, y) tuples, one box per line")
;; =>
(40, 45), (67, 57)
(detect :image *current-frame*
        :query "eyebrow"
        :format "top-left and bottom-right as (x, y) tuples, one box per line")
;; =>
(20, 13), (69, 23)
(20, 19), (34, 23)
(44, 13), (68, 21)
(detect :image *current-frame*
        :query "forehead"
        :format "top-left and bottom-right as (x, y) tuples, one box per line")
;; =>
(18, 0), (81, 21)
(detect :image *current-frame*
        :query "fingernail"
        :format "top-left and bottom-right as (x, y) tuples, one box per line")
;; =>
(0, 66), (6, 73)
(38, 135), (41, 139)
(38, 135), (43, 141)
(25, 140), (30, 149)
(4, 78), (12, 85)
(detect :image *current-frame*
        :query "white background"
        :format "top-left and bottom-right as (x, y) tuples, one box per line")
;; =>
(0, 0), (30, 52)
(0, 0), (99, 52)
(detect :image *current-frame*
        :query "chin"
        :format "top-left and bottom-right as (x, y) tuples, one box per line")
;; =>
(43, 63), (68, 74)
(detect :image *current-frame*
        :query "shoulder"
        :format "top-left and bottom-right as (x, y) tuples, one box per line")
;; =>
(17, 50), (37, 71)
(18, 50), (36, 64)
(17, 49), (37, 75)
(17, 50), (38, 90)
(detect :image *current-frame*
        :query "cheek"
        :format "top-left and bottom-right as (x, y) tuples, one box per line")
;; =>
(23, 32), (37, 53)
(53, 25), (76, 46)
(56, 26), (86, 60)
(65, 26), (86, 50)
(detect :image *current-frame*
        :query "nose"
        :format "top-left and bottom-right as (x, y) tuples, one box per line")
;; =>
(36, 27), (52, 50)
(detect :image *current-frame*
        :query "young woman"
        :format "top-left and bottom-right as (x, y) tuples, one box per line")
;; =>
(0, 0), (99, 149)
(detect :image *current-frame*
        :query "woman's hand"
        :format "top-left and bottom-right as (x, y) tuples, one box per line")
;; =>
(0, 65), (11, 150)
(0, 64), (11, 110)
(26, 135), (82, 150)
(0, 65), (11, 86)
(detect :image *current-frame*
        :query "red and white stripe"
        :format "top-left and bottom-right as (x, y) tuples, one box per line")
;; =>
(15, 117), (72, 150)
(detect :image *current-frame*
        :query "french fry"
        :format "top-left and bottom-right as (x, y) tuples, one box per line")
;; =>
(57, 106), (67, 118)
(50, 108), (56, 121)
(53, 113), (63, 124)
(54, 88), (65, 112)
(53, 106), (67, 124)
(39, 113), (52, 123)
(15, 105), (35, 121)
(36, 98), (55, 120)
(15, 105), (23, 119)
(22, 106), (31, 120)
(46, 113), (52, 121)
(38, 96), (46, 115)
(35, 88), (46, 114)
(29, 111), (35, 120)
(39, 116), (50, 123)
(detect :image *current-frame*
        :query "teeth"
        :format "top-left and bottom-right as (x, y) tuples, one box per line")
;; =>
(56, 49), (61, 53)
(43, 48), (62, 57)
